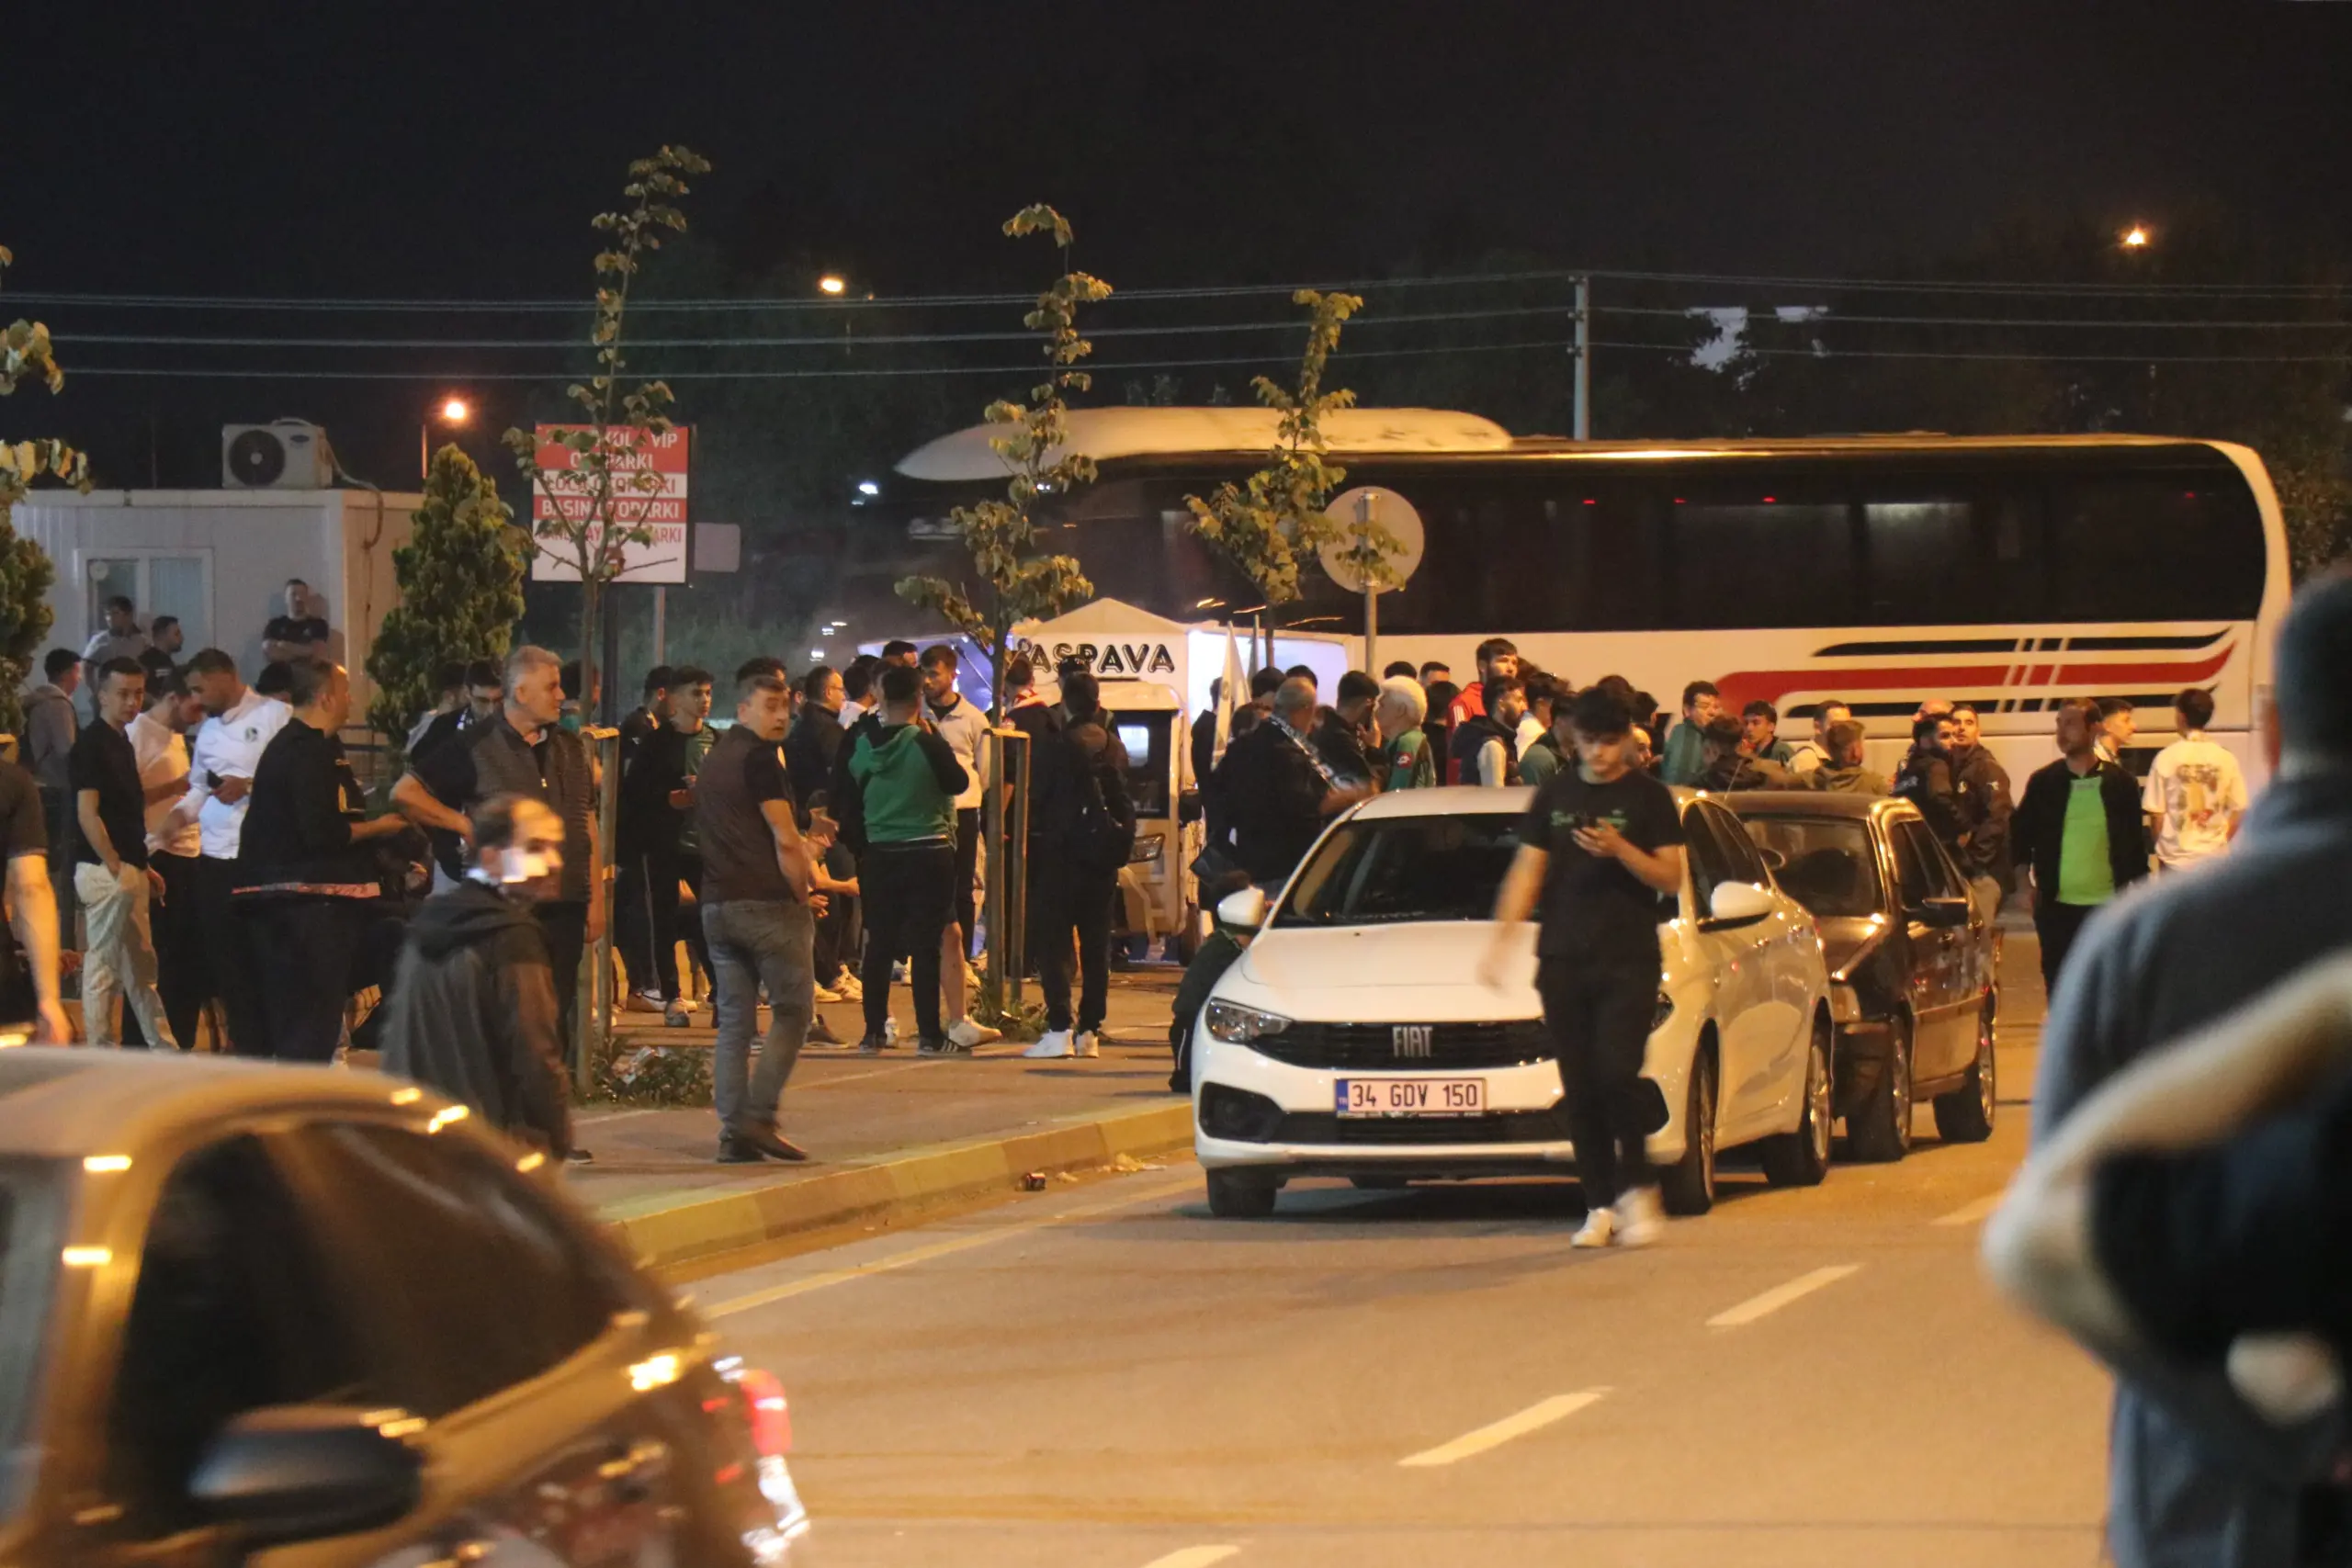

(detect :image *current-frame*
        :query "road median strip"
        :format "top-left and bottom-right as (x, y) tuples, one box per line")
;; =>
(597, 1100), (1194, 1273)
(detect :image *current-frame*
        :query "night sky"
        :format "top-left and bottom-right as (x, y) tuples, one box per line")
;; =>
(8, 2), (2352, 486)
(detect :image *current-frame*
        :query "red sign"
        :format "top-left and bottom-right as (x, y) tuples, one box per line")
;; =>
(529, 424), (691, 584)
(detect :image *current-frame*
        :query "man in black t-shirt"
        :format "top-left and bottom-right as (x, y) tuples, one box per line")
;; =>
(262, 579), (331, 665)
(71, 659), (177, 1048)
(1483, 685), (1686, 1250)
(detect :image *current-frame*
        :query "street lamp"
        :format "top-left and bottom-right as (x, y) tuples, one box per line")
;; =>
(422, 393), (473, 480)
(2121, 224), (2151, 250)
(817, 274), (847, 296)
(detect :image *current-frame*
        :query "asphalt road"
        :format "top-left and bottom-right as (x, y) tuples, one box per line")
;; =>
(695, 976), (2110, 1568)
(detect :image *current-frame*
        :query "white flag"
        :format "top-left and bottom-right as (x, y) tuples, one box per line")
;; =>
(1213, 621), (1246, 766)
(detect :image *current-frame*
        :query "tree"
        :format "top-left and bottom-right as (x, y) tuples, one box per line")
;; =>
(895, 205), (1105, 715)
(1184, 289), (1374, 664)
(0, 245), (87, 735)
(366, 444), (529, 743)
(503, 146), (710, 707)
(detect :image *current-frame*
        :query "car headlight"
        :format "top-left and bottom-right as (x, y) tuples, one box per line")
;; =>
(1205, 999), (1291, 1043)
(1830, 982), (1862, 1024)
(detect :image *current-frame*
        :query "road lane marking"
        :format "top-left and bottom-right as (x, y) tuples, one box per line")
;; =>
(578, 1108), (661, 1125)
(705, 1172), (1200, 1319)
(1932, 1193), (2006, 1226)
(1706, 1265), (1861, 1328)
(1397, 1389), (1610, 1468)
(1140, 1550), (1241, 1568)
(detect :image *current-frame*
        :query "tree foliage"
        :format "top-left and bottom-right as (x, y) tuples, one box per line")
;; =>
(366, 444), (529, 742)
(503, 146), (710, 698)
(1185, 290), (1384, 626)
(0, 245), (85, 735)
(895, 204), (1104, 713)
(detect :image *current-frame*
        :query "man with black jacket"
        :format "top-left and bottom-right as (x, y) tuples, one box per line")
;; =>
(1211, 677), (1366, 887)
(1947, 703), (2015, 923)
(1892, 713), (1966, 853)
(1022, 671), (1136, 1060)
(380, 795), (572, 1157)
(2013, 697), (2150, 993)
(234, 659), (411, 1060)
(831, 664), (968, 1054)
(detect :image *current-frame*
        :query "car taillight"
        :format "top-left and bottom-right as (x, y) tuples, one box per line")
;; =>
(735, 1365), (793, 1458)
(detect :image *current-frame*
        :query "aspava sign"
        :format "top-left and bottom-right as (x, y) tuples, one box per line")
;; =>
(1013, 637), (1178, 679)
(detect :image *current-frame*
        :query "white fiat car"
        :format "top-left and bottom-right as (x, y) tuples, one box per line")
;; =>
(1192, 785), (1833, 1218)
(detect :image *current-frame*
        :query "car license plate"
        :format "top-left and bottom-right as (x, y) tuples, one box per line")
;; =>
(1336, 1077), (1487, 1117)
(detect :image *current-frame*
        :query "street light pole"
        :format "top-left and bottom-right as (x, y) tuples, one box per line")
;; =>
(1573, 275), (1591, 441)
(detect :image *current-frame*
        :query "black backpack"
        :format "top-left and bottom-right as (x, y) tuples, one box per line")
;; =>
(1075, 752), (1137, 875)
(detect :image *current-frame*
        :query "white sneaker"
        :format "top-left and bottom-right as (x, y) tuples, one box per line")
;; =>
(1073, 1031), (1101, 1058)
(891, 960), (910, 983)
(835, 973), (865, 1001)
(1614, 1186), (1665, 1249)
(884, 1017), (902, 1045)
(1024, 1030), (1075, 1060)
(812, 982), (843, 1004)
(1571, 1207), (1617, 1249)
(948, 1017), (1003, 1049)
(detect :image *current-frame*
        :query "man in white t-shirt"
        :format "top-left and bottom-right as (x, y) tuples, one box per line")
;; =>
(172, 649), (294, 1054)
(2141, 685), (2246, 873)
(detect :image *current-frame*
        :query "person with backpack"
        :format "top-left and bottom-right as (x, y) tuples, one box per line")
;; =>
(829, 664), (969, 1055)
(1023, 671), (1136, 1060)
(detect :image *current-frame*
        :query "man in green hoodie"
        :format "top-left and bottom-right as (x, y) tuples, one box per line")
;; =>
(831, 664), (970, 1054)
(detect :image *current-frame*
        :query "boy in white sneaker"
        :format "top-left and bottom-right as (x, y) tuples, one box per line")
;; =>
(1480, 686), (1687, 1248)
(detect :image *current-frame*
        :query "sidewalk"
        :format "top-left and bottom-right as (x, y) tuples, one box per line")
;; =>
(571, 967), (1193, 1273)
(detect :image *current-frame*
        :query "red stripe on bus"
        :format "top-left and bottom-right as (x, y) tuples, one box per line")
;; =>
(1714, 642), (2233, 714)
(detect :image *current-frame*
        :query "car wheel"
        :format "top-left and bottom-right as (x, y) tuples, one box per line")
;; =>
(1760, 1017), (1834, 1187)
(1847, 1012), (1914, 1164)
(1659, 1046), (1718, 1216)
(1933, 1001), (1997, 1144)
(1350, 1176), (1409, 1190)
(1205, 1168), (1279, 1218)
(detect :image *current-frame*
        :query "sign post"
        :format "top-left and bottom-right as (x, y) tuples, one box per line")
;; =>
(528, 424), (694, 587)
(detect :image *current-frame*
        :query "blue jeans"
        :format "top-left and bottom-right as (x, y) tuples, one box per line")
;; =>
(702, 899), (815, 1136)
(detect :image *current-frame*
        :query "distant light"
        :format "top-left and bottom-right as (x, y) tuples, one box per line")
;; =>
(425, 1104), (469, 1134)
(809, 649), (826, 660)
(818, 275), (848, 296)
(83, 1155), (131, 1173)
(438, 397), (470, 424)
(62, 1246), (111, 1268)
(2121, 225), (2151, 249)
(856, 479), (880, 496)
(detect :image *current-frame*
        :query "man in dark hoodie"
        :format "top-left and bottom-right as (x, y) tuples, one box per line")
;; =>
(380, 794), (572, 1159)
(831, 663), (968, 1054)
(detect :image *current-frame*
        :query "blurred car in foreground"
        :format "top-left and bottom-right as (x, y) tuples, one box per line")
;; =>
(0, 1049), (807, 1565)
(1192, 785), (1833, 1217)
(1728, 790), (2000, 1161)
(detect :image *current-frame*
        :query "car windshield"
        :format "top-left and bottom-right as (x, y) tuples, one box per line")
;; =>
(1741, 816), (1880, 918)
(1275, 813), (1524, 926)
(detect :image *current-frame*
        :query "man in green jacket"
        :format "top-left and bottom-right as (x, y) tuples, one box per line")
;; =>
(831, 665), (969, 1055)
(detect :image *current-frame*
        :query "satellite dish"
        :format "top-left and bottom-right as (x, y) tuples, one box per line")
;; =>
(1318, 486), (1425, 594)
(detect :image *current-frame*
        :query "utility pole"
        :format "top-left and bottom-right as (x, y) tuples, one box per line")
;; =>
(1573, 275), (1592, 440)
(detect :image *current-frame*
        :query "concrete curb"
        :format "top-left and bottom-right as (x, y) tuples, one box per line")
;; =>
(601, 1100), (1194, 1272)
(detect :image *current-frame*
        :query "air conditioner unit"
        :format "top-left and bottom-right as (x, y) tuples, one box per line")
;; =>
(221, 420), (333, 489)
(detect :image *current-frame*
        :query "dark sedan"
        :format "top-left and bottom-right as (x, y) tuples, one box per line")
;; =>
(1725, 792), (2000, 1161)
(0, 1050), (808, 1565)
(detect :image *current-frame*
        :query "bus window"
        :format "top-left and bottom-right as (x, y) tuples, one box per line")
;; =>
(1985, 487), (2050, 622)
(2047, 477), (2265, 622)
(1669, 493), (1856, 629)
(1862, 497), (1983, 621)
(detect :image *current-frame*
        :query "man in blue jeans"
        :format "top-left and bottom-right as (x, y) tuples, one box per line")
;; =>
(695, 665), (820, 1164)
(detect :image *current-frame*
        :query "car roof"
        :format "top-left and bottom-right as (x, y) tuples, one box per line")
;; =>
(0, 1049), (442, 1162)
(1348, 783), (1699, 821)
(1720, 789), (1917, 823)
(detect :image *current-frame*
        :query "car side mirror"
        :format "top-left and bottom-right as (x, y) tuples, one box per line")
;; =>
(1215, 886), (1268, 931)
(1915, 895), (1972, 929)
(1705, 880), (1775, 927)
(190, 1404), (423, 1547)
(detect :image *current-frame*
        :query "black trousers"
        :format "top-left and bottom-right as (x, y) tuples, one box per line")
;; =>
(537, 900), (587, 1065)
(148, 852), (204, 1050)
(193, 855), (267, 1055)
(1538, 957), (1658, 1207)
(953, 807), (981, 959)
(859, 843), (955, 1042)
(1030, 847), (1114, 1034)
(617, 849), (703, 999)
(2035, 897), (2099, 998)
(814, 843), (855, 982)
(247, 897), (370, 1062)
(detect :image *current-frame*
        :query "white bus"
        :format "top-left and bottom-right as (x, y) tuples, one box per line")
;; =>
(844, 408), (2290, 786)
